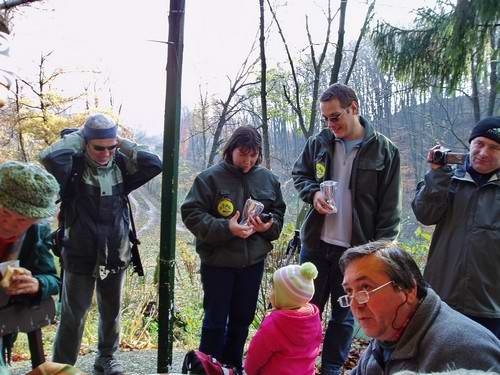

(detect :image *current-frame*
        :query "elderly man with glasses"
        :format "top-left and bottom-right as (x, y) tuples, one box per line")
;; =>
(340, 241), (500, 374)
(40, 114), (162, 375)
(292, 83), (401, 375)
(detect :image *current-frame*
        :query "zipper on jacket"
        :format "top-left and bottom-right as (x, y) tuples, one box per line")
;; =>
(242, 173), (250, 267)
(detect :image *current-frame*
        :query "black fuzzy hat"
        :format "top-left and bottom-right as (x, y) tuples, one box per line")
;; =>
(469, 116), (500, 144)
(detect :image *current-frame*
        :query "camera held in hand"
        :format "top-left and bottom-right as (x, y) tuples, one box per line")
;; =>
(259, 213), (273, 223)
(430, 147), (467, 166)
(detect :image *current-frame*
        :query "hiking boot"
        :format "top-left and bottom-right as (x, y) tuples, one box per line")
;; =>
(94, 356), (125, 375)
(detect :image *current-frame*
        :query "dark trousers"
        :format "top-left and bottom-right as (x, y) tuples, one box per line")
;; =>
(301, 241), (354, 374)
(199, 261), (264, 368)
(465, 314), (500, 340)
(53, 270), (125, 365)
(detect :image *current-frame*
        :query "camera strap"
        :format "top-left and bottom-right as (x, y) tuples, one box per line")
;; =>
(126, 196), (144, 276)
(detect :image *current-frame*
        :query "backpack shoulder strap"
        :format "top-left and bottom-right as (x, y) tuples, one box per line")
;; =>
(61, 152), (85, 203)
(57, 152), (84, 234)
(115, 151), (131, 195)
(115, 151), (128, 177)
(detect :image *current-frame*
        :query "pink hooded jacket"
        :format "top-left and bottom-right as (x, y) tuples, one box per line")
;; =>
(244, 303), (322, 375)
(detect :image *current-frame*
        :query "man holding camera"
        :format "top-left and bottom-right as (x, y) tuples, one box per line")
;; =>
(40, 114), (162, 375)
(412, 116), (500, 339)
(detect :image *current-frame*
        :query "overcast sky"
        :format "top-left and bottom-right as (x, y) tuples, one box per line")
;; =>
(10, 0), (436, 136)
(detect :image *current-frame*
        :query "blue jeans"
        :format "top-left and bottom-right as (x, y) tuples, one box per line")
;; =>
(301, 241), (354, 374)
(199, 261), (264, 368)
(464, 314), (500, 340)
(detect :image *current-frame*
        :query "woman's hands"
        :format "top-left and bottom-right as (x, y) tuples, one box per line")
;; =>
(229, 211), (255, 239)
(248, 215), (273, 233)
(228, 211), (273, 239)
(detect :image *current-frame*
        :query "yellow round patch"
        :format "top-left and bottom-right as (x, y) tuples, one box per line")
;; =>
(315, 162), (326, 180)
(217, 198), (235, 217)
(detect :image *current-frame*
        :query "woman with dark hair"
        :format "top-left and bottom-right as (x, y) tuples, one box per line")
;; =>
(181, 126), (286, 371)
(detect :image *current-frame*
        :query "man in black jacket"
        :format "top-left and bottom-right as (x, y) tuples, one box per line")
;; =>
(412, 116), (500, 338)
(292, 84), (401, 375)
(40, 114), (162, 375)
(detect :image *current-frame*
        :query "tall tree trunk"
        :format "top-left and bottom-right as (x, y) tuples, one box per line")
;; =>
(345, 0), (375, 85)
(380, 72), (393, 138)
(14, 80), (28, 161)
(267, 0), (333, 139)
(206, 52), (259, 167)
(487, 28), (498, 116)
(305, 3), (333, 138)
(329, 0), (347, 84)
(198, 88), (209, 167)
(470, 53), (481, 122)
(267, 0), (306, 137)
(207, 117), (225, 167)
(259, 0), (270, 169)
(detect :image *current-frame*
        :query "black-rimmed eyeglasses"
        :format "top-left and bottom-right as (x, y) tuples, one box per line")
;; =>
(338, 280), (394, 308)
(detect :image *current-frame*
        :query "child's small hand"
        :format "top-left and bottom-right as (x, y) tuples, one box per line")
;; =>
(229, 211), (255, 239)
(248, 215), (273, 233)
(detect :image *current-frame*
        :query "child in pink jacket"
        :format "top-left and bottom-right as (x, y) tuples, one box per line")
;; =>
(244, 262), (323, 375)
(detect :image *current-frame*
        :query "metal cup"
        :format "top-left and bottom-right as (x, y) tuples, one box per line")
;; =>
(320, 180), (338, 213)
(241, 198), (264, 225)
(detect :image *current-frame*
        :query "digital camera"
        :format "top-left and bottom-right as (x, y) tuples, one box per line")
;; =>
(430, 147), (467, 165)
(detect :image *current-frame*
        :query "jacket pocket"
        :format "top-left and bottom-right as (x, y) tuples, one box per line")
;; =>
(356, 158), (385, 192)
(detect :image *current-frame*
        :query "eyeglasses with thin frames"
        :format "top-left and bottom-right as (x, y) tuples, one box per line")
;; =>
(322, 108), (347, 125)
(338, 280), (394, 308)
(91, 144), (118, 152)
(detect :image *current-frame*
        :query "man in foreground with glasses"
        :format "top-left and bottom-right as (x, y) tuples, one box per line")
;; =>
(292, 84), (401, 375)
(339, 241), (500, 374)
(40, 114), (162, 375)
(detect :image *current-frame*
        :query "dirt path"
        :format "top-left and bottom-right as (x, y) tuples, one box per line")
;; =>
(10, 349), (187, 374)
(129, 188), (160, 236)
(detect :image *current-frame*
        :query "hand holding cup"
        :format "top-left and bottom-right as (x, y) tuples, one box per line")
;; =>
(319, 180), (338, 214)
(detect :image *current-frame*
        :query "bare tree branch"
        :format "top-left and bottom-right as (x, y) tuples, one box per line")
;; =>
(345, 0), (375, 84)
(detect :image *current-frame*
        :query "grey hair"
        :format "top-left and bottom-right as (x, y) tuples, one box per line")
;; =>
(319, 83), (359, 108)
(339, 240), (428, 299)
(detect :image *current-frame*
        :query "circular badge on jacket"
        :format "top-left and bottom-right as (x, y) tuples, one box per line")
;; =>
(217, 198), (235, 217)
(315, 162), (326, 180)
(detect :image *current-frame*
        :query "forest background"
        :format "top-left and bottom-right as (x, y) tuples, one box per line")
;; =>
(1, 0), (499, 372)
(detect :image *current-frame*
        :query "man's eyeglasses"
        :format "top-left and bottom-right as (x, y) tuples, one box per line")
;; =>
(91, 144), (118, 152)
(322, 108), (347, 125)
(338, 280), (394, 308)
